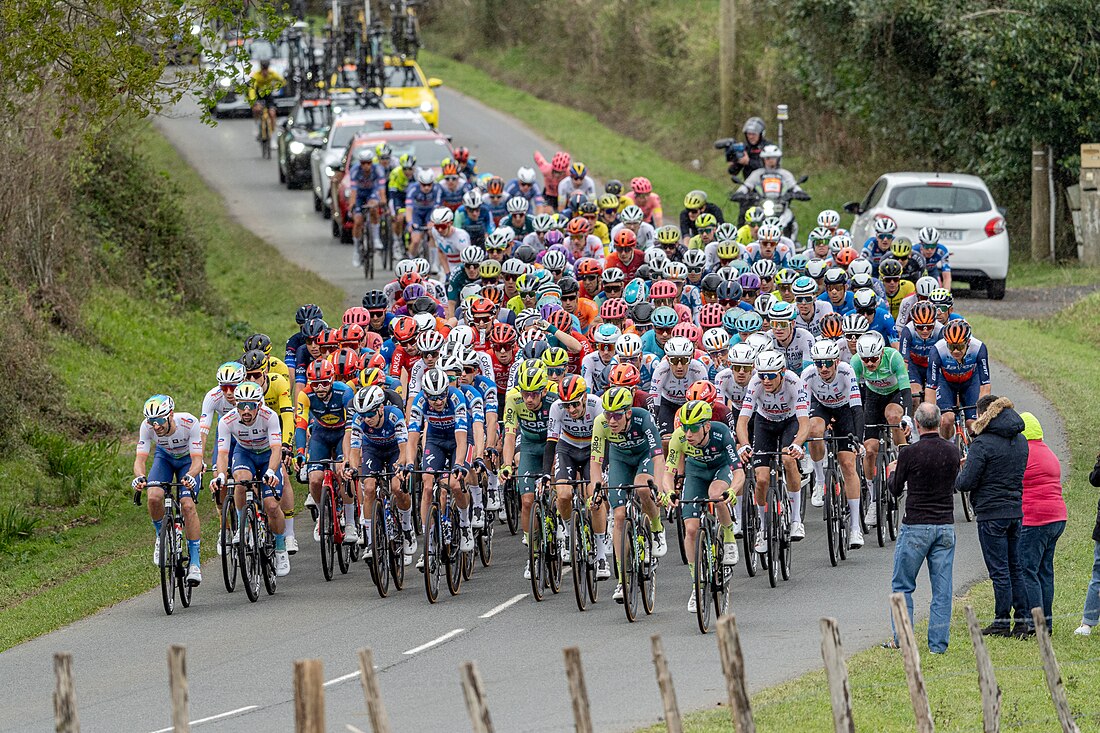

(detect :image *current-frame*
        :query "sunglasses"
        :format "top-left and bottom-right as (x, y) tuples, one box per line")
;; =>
(503, 274), (519, 281)
(463, 366), (480, 374)
(742, 289), (759, 297)
(947, 341), (968, 352)
(883, 277), (900, 284)
(862, 356), (881, 364)
(936, 305), (952, 313)
(813, 359), (836, 369)
(434, 224), (450, 231)
(759, 372), (781, 381)
(546, 367), (566, 377)
(488, 194), (504, 200)
(668, 357), (691, 366)
(915, 323), (935, 332)
(146, 416), (169, 427)
(306, 337), (320, 344)
(684, 423), (706, 433)
(607, 409), (630, 420)
(581, 274), (599, 280)
(561, 294), (577, 302)
(687, 208), (702, 215)
(444, 175), (459, 182)
(597, 344), (616, 351)
(795, 296), (815, 304)
(492, 342), (513, 351)
(363, 407), (382, 418)
(518, 181), (532, 187)
(655, 327), (673, 335)
(369, 310), (385, 318)
(732, 364), (753, 373)
(521, 390), (544, 399)
(427, 394), (449, 402)
(604, 286), (622, 294)
(464, 263), (480, 269)
(562, 400), (583, 410)
(236, 401), (260, 411)
(481, 277), (499, 285)
(219, 384), (236, 393)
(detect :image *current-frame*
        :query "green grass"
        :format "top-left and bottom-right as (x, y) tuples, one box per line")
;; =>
(0, 125), (344, 651)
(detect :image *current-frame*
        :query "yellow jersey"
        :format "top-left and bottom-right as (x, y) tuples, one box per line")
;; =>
(262, 372), (295, 445)
(885, 280), (915, 320)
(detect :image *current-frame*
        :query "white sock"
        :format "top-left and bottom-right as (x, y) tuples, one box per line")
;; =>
(788, 491), (802, 522)
(399, 507), (413, 531)
(813, 459), (825, 486)
(847, 499), (861, 529)
(459, 505), (470, 528)
(469, 482), (483, 507)
(343, 503), (355, 525)
(369, 222), (381, 245)
(487, 473), (499, 492)
(756, 505), (767, 525)
(866, 479), (875, 501)
(284, 516), (295, 536)
(595, 533), (608, 559)
(363, 519), (372, 538)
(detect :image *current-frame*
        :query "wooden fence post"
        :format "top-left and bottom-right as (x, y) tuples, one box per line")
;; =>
(167, 645), (190, 733)
(562, 647), (593, 733)
(716, 615), (755, 733)
(53, 652), (80, 733)
(819, 618), (855, 733)
(357, 648), (392, 733)
(293, 659), (325, 733)
(965, 606), (1001, 733)
(460, 661), (494, 733)
(650, 635), (683, 733)
(889, 593), (934, 733)
(1032, 607), (1081, 733)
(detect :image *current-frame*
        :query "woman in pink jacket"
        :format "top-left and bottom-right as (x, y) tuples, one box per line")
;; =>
(1017, 412), (1067, 635)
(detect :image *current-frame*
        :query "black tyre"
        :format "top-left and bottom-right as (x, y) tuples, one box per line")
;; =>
(337, 507), (352, 576)
(640, 525), (655, 616)
(388, 502), (405, 591)
(570, 512), (588, 611)
(371, 501), (390, 598)
(825, 467), (840, 568)
(875, 454), (887, 548)
(766, 491), (779, 589)
(741, 499), (758, 578)
(986, 278), (1006, 300)
(444, 507), (462, 596)
(620, 516), (638, 622)
(529, 500), (546, 601)
(478, 509), (494, 567)
(858, 462), (870, 535)
(547, 509), (563, 595)
(504, 479), (520, 535)
(220, 494), (238, 593)
(779, 493), (792, 582)
(159, 519), (176, 616)
(961, 491), (975, 522)
(423, 504), (441, 603)
(694, 523), (713, 634)
(238, 506), (261, 603)
(320, 493), (335, 581)
(674, 506), (689, 565)
(261, 525), (277, 596)
(837, 472), (849, 562)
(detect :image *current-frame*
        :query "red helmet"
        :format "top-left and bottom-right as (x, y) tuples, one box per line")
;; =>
(819, 313), (844, 340)
(362, 332), (383, 353)
(391, 316), (418, 343)
(649, 280), (678, 300)
(547, 310), (573, 333)
(672, 322), (701, 345)
(630, 177), (653, 195)
(566, 217), (591, 236)
(454, 147), (470, 164)
(551, 151), (571, 172)
(470, 297), (497, 317)
(489, 322), (517, 345)
(343, 306), (371, 326)
(333, 347), (361, 378)
(576, 258), (602, 277)
(306, 358), (336, 383)
(835, 247), (859, 267)
(339, 323), (365, 344)
(399, 271), (422, 289)
(600, 298), (628, 321)
(612, 229), (637, 249)
(686, 380), (718, 403)
(320, 328), (341, 349)
(363, 351), (386, 371)
(609, 363), (641, 388)
(698, 303), (725, 330)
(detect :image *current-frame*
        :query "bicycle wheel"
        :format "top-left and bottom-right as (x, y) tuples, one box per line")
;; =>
(423, 503), (441, 603)
(741, 499), (758, 577)
(238, 505), (261, 603)
(388, 503), (405, 591)
(371, 502), (390, 598)
(620, 515), (638, 622)
(875, 451), (887, 547)
(570, 512), (588, 611)
(640, 525), (655, 615)
(886, 461), (901, 542)
(546, 507), (562, 595)
(177, 535), (193, 609)
(674, 506), (689, 565)
(584, 515), (599, 603)
(857, 461), (869, 535)
(337, 507), (352, 576)
(461, 544), (474, 582)
(320, 491), (335, 581)
(261, 522), (277, 596)
(836, 469), (849, 561)
(694, 522), (713, 634)
(529, 500), (546, 601)
(766, 490), (779, 589)
(159, 519), (176, 616)
(713, 530), (732, 620)
(477, 509), (494, 567)
(779, 491), (792, 582)
(824, 467), (839, 568)
(505, 479), (520, 535)
(220, 494), (238, 593)
(444, 509), (463, 596)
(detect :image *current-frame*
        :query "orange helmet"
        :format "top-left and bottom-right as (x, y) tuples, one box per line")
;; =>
(819, 313), (843, 340)
(685, 380), (717, 403)
(363, 332), (383, 353)
(363, 351), (386, 371)
(441, 162), (459, 177)
(566, 217), (591, 236)
(911, 302), (937, 326)
(609, 363), (641, 388)
(835, 247), (859, 267)
(576, 258), (602, 277)
(612, 229), (637, 249)
(942, 320), (971, 345)
(486, 176), (505, 196)
(306, 358), (336, 383)
(339, 323), (365, 345)
(391, 316), (418, 343)
(333, 347), (361, 378)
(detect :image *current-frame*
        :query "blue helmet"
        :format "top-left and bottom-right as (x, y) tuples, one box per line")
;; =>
(652, 306), (679, 329)
(733, 310), (764, 334)
(622, 278), (648, 306)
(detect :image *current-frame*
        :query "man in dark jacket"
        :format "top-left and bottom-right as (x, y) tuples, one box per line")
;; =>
(1075, 455), (1100, 635)
(726, 116), (772, 180)
(955, 394), (1028, 636)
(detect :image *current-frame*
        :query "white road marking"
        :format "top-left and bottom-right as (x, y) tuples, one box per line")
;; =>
(480, 593), (527, 618)
(323, 670), (362, 687)
(149, 705), (258, 732)
(402, 628), (465, 655)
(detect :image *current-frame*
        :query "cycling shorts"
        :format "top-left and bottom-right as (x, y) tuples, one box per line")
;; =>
(680, 468), (734, 521)
(410, 207), (434, 229)
(809, 401), (859, 447)
(517, 443), (546, 495)
(148, 448), (198, 501)
(750, 416), (799, 470)
(907, 361), (931, 389)
(307, 427), (345, 473)
(935, 380), (980, 421)
(655, 400), (682, 438)
(863, 390), (904, 434)
(256, 96), (278, 110)
(553, 442), (590, 484)
(354, 190), (381, 215)
(605, 454), (655, 509)
(231, 446), (284, 499)
(424, 436), (457, 474)
(361, 444), (401, 477)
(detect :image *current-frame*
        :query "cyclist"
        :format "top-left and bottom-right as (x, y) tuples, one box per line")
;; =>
(852, 288), (899, 350)
(212, 382), (291, 577)
(505, 166), (548, 211)
(767, 300), (816, 373)
(606, 229), (644, 280)
(565, 216), (605, 262)
(791, 275), (833, 335)
(427, 207), (471, 281)
(715, 342), (757, 413)
(878, 258), (915, 320)
(917, 226), (952, 289)
(133, 395), (204, 584)
(801, 339), (865, 548)
(624, 176), (663, 227)
(818, 268), (855, 316)
(455, 187), (495, 249)
(860, 217), (897, 274)
(898, 302), (943, 411)
(581, 323), (621, 396)
(686, 212), (718, 252)
(651, 336), (710, 448)
(387, 153), (416, 245)
(405, 168), (442, 262)
(890, 237), (926, 284)
(350, 147), (386, 267)
(499, 363), (557, 578)
(745, 224), (792, 267)
(588, 386), (669, 602)
(665, 400), (743, 611)
(199, 361), (244, 466)
(736, 349), (810, 548)
(680, 190), (725, 239)
(533, 150), (570, 212)
(247, 58), (284, 140)
(506, 196), (536, 238)
(611, 205), (656, 251)
(556, 162), (597, 211)
(546, 375), (604, 567)
(926, 320), (991, 440)
(895, 276), (939, 328)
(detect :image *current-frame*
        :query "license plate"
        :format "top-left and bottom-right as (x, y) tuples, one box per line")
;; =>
(939, 229), (965, 241)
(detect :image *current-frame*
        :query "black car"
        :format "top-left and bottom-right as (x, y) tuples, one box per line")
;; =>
(277, 98), (332, 188)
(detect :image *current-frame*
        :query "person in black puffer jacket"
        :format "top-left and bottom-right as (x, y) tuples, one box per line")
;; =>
(1076, 455), (1100, 635)
(955, 394), (1028, 636)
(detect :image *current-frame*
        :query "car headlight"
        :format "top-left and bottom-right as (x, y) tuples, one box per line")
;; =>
(288, 141), (305, 156)
(218, 77), (232, 89)
(324, 166), (335, 178)
(419, 100), (434, 113)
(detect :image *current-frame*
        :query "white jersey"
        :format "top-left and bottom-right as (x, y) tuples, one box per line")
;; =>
(580, 352), (615, 396)
(199, 386), (235, 438)
(557, 175), (597, 207)
(793, 300), (833, 337)
(611, 222), (655, 251)
(703, 241), (747, 270)
(739, 372), (810, 422)
(137, 412), (202, 459)
(408, 359), (431, 396)
(715, 368), (750, 411)
(568, 235), (605, 262)
(800, 362), (862, 408)
(430, 227), (472, 278)
(770, 327), (817, 373)
(216, 406), (282, 454)
(650, 358), (710, 407)
(547, 394), (603, 448)
(896, 292), (919, 328)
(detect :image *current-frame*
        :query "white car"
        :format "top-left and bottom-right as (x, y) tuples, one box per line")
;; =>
(845, 172), (1008, 300)
(309, 108), (430, 218)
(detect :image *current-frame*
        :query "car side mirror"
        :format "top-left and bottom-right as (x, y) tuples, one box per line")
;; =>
(427, 77), (443, 88)
(843, 201), (862, 215)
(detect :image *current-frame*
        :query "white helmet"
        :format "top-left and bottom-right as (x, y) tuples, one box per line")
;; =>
(728, 343), (756, 365)
(593, 323), (622, 345)
(702, 327), (730, 352)
(542, 250), (567, 272)
(753, 292), (776, 317)
(805, 259), (829, 279)
(353, 386), (386, 414)
(356, 147), (376, 163)
(918, 226), (940, 245)
(757, 224), (782, 244)
(853, 288), (879, 311)
(421, 367), (450, 396)
(233, 382), (263, 404)
(664, 261), (688, 281)
(486, 230), (513, 251)
(531, 213), (554, 232)
(416, 330), (445, 353)
(602, 267), (625, 284)
(620, 205), (644, 224)
(755, 349), (786, 372)
(517, 166), (537, 185)
(760, 144), (782, 160)
(216, 361), (246, 386)
(873, 216), (897, 235)
(915, 276), (938, 297)
(847, 258), (872, 277)
(460, 246), (485, 265)
(752, 259), (778, 279)
(615, 333), (643, 358)
(856, 331), (885, 359)
(506, 196), (530, 215)
(459, 345), (481, 368)
(828, 233), (852, 254)
(143, 394), (175, 419)
(459, 283), (482, 302)
(683, 249), (707, 269)
(817, 209), (840, 228)
(430, 207), (454, 227)
(415, 167), (435, 185)
(439, 349), (464, 373)
(395, 259), (416, 277)
(495, 225), (516, 242)
(413, 257), (431, 275)
(809, 339), (841, 361)
(463, 188), (483, 209)
(664, 336), (694, 359)
(842, 313), (870, 335)
(502, 258), (529, 277)
(644, 248), (667, 270)
(745, 332), (774, 354)
(413, 312), (437, 333)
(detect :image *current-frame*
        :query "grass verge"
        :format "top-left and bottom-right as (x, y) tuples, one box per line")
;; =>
(0, 125), (344, 651)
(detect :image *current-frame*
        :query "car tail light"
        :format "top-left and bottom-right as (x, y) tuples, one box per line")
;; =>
(926, 181), (953, 187)
(984, 217), (1005, 237)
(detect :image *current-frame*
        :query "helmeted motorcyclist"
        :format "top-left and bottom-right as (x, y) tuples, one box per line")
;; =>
(726, 116), (773, 180)
(732, 145), (809, 228)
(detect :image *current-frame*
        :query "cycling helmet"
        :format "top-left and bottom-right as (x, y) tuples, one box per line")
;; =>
(412, 258), (431, 276)
(216, 361), (246, 386)
(240, 349), (266, 373)
(753, 292), (776, 317)
(431, 207), (454, 227)
(502, 258), (529, 278)
(557, 375), (587, 403)
(649, 280), (677, 301)
(683, 250), (707, 272)
(755, 349), (786, 372)
(244, 333), (272, 356)
(700, 273), (723, 294)
(716, 280), (743, 303)
(664, 336), (694, 358)
(612, 229), (638, 251)
(333, 347), (361, 379)
(506, 196), (530, 216)
(440, 162), (460, 178)
(416, 330), (445, 354)
(739, 272), (761, 292)
(916, 276), (939, 297)
(489, 322), (517, 346)
(541, 346), (569, 369)
(422, 367), (450, 396)
(593, 323), (622, 345)
(602, 267), (625, 285)
(398, 271), (422, 290)
(516, 309), (543, 332)
(760, 144), (782, 161)
(890, 238), (913, 259)
(942, 320), (971, 344)
(745, 332), (773, 353)
(878, 258), (904, 278)
(698, 303), (725, 330)
(144, 394), (174, 419)
(232, 383), (262, 404)
(479, 258), (503, 278)
(578, 201), (599, 218)
(822, 267), (847, 286)
(817, 209), (841, 229)
(604, 179), (623, 196)
(806, 259), (829, 279)
(614, 333), (643, 358)
(600, 298), (629, 321)
(339, 323), (365, 345)
(702, 327), (730, 352)
(807, 226), (832, 249)
(911, 301), (937, 326)
(851, 288), (876, 312)
(517, 362), (549, 392)
(847, 258), (873, 278)
(643, 249), (668, 273)
(731, 310), (763, 335)
(928, 289), (953, 310)
(306, 358), (336, 383)
(542, 250), (568, 273)
(746, 207), (767, 225)
(609, 362), (641, 388)
(363, 288), (390, 311)
(484, 230), (512, 253)
(391, 316), (418, 343)
(353, 386), (386, 415)
(775, 269), (798, 288)
(517, 166), (537, 185)
(415, 167), (435, 185)
(486, 176), (506, 196)
(751, 260), (778, 280)
(810, 339), (841, 361)
(714, 240), (739, 262)
(525, 214), (551, 234)
(630, 302), (654, 327)
(873, 216), (897, 235)
(829, 233), (852, 255)
(787, 252), (809, 274)
(566, 217), (591, 236)
(445, 325), (472, 348)
(819, 313), (844, 340)
(656, 225), (681, 246)
(742, 117), (766, 136)
(602, 386), (634, 412)
(841, 313), (870, 336)
(791, 276), (816, 297)
(568, 162), (587, 179)
(412, 312), (437, 334)
(461, 246), (486, 266)
(319, 328), (340, 350)
(917, 226), (940, 246)
(696, 212), (718, 230)
(301, 317), (327, 339)
(673, 322), (702, 345)
(728, 343), (756, 365)
(768, 300), (796, 322)
(678, 399), (713, 427)
(660, 263), (685, 285)
(398, 153), (416, 169)
(834, 247), (858, 267)
(356, 147), (376, 164)
(463, 188), (483, 209)
(597, 193), (620, 212)
(620, 205), (644, 225)
(358, 366), (385, 387)
(757, 224), (782, 244)
(856, 332), (885, 359)
(550, 151), (571, 172)
(652, 306), (679, 329)
(295, 303), (323, 325)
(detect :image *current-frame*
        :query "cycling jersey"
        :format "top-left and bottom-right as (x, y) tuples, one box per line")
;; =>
(860, 239), (895, 274)
(247, 69), (284, 101)
(744, 242), (792, 267)
(921, 244), (952, 280)
(430, 227), (472, 277)
(639, 329), (669, 359)
(260, 373), (295, 445)
(650, 359), (710, 408)
(609, 222), (656, 250)
(884, 279), (916, 320)
(567, 235), (605, 262)
(555, 176), (596, 207)
(666, 421), (740, 475)
(770, 327), (816, 373)
(218, 406), (282, 455)
(502, 387), (555, 443)
(612, 354), (658, 392)
(351, 160), (386, 205)
(591, 408), (662, 461)
(405, 182), (443, 227)
(388, 167), (410, 200)
(438, 180), (470, 211)
(456, 383), (486, 430)
(715, 369), (750, 411)
(504, 179), (547, 208)
(408, 387), (469, 437)
(898, 322), (944, 385)
(800, 362), (862, 408)
(580, 352), (616, 396)
(861, 307), (899, 344)
(793, 300), (833, 336)
(470, 373), (500, 415)
(293, 382), (354, 449)
(349, 405), (408, 452)
(927, 338), (991, 388)
(818, 290), (855, 316)
(547, 394), (603, 448)
(850, 347), (910, 395)
(454, 204), (495, 248)
(605, 250), (642, 280)
(199, 387), (235, 442)
(138, 412), (202, 459)
(739, 372), (810, 422)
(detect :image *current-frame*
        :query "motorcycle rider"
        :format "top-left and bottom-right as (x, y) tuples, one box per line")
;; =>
(726, 116), (772, 180)
(732, 145), (810, 229)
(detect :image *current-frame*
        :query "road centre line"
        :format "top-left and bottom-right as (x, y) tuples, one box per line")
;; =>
(402, 628), (466, 655)
(323, 670), (362, 687)
(480, 593), (527, 618)
(149, 705), (258, 733)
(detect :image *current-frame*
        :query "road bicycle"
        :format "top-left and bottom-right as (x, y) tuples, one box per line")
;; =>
(488, 448), (521, 536)
(256, 104), (275, 159)
(865, 423), (901, 546)
(364, 468), (405, 598)
(213, 476), (238, 593)
(135, 481), (195, 616)
(606, 479), (660, 622)
(562, 477), (598, 611)
(754, 451), (793, 589)
(807, 434), (851, 567)
(527, 475), (563, 601)
(954, 407), (976, 522)
(314, 458), (359, 581)
(235, 477), (278, 603)
(414, 469), (465, 603)
(678, 493), (735, 634)
(740, 465), (760, 578)
(470, 459), (495, 569)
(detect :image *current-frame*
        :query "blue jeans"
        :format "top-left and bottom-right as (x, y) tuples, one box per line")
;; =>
(1084, 541), (1100, 627)
(891, 523), (956, 653)
(977, 517), (1027, 628)
(1018, 521), (1065, 631)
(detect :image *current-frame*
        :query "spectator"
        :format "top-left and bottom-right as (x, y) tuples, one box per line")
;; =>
(1076, 452), (1100, 636)
(887, 402), (961, 654)
(1017, 412), (1066, 636)
(955, 394), (1028, 637)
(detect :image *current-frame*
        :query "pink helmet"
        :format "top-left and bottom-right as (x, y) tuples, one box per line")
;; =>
(630, 177), (653, 195)
(551, 151), (571, 173)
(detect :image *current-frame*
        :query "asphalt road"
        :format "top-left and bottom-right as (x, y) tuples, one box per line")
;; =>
(0, 86), (1069, 733)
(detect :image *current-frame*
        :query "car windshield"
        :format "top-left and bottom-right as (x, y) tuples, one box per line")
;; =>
(293, 105), (330, 131)
(330, 119), (429, 147)
(384, 65), (422, 88)
(888, 184), (991, 214)
(349, 138), (450, 168)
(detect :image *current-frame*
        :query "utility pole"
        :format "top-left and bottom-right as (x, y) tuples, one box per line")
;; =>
(719, 0), (737, 136)
(1031, 141), (1050, 262)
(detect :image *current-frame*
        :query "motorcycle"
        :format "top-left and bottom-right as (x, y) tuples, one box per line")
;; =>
(729, 172), (810, 243)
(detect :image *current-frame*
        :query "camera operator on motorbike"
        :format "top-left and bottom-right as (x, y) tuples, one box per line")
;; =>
(731, 145), (810, 238)
(726, 116), (772, 180)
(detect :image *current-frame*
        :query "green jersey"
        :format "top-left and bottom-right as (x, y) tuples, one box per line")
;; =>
(850, 347), (910, 396)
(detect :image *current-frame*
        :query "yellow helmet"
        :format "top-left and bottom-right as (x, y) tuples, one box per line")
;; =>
(656, 225), (681, 245)
(479, 259), (502, 278)
(558, 374), (588, 402)
(891, 237), (913, 258)
(597, 193), (620, 211)
(601, 386), (634, 412)
(517, 363), (548, 392)
(696, 213), (718, 229)
(716, 240), (740, 261)
(683, 190), (707, 210)
(541, 346), (568, 368)
(678, 399), (713, 427)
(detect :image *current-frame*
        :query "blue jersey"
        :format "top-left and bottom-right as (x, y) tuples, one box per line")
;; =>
(439, 181), (470, 211)
(640, 329), (666, 359)
(922, 244), (951, 278)
(471, 374), (500, 415)
(456, 383), (485, 426)
(860, 238), (894, 274)
(927, 338), (991, 390)
(349, 405), (408, 451)
(407, 387), (469, 438)
(680, 285), (703, 314)
(352, 161), (386, 198)
(818, 290), (855, 316)
(898, 322), (943, 384)
(285, 332), (307, 373)
(294, 382), (354, 449)
(863, 307), (898, 344)
(405, 182), (442, 218)
(455, 204), (495, 248)
(504, 179), (546, 207)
